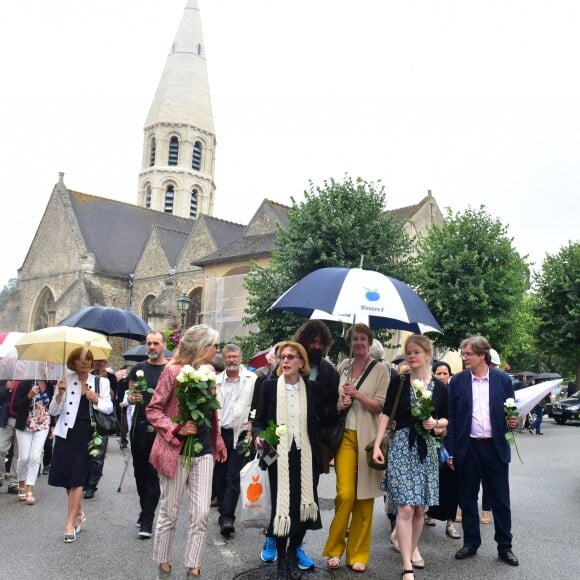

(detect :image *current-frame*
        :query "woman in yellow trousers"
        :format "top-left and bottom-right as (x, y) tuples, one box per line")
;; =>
(322, 324), (389, 573)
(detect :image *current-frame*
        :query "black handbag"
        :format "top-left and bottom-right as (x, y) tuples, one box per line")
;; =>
(365, 374), (406, 471)
(319, 360), (378, 457)
(90, 376), (117, 436)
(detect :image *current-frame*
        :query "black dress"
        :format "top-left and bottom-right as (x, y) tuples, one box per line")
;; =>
(48, 395), (92, 489)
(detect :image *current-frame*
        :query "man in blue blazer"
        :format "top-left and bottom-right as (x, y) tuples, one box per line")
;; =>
(446, 336), (520, 567)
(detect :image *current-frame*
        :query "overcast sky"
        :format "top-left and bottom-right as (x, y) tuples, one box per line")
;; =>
(1, 0), (578, 288)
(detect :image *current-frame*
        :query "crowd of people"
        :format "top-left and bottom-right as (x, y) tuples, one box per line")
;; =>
(0, 322), (523, 579)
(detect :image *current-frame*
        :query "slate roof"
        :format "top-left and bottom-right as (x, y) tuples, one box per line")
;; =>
(385, 193), (434, 222)
(68, 190), (194, 276)
(192, 233), (277, 266)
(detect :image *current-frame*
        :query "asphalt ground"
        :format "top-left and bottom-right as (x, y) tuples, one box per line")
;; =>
(2, 417), (579, 580)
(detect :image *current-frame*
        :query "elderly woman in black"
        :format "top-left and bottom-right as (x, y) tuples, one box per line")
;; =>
(49, 348), (113, 543)
(253, 341), (322, 580)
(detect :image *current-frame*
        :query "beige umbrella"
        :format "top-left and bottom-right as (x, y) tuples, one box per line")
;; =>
(15, 326), (112, 364)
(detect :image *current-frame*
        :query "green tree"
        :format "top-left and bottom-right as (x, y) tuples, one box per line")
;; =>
(416, 206), (530, 352)
(241, 176), (415, 353)
(532, 242), (580, 384)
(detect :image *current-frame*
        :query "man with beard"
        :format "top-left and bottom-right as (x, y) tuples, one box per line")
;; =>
(127, 330), (168, 539)
(259, 320), (340, 569)
(213, 344), (257, 537)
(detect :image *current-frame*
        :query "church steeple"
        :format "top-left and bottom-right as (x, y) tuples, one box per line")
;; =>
(138, 0), (216, 219)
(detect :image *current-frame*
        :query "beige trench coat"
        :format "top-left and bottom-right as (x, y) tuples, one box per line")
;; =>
(337, 359), (390, 499)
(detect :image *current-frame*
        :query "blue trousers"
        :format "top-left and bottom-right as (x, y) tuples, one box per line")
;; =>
(457, 439), (513, 553)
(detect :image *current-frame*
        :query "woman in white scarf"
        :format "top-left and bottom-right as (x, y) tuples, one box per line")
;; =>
(254, 341), (322, 580)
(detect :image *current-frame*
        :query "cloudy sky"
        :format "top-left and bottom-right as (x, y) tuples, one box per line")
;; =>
(1, 0), (578, 288)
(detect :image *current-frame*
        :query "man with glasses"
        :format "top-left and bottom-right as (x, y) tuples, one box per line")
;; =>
(213, 343), (257, 537)
(446, 336), (520, 567)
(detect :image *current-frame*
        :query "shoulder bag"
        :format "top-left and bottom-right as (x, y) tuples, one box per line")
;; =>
(319, 359), (378, 457)
(365, 373), (406, 471)
(89, 376), (117, 436)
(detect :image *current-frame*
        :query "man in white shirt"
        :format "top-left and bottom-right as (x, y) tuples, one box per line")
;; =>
(214, 344), (257, 537)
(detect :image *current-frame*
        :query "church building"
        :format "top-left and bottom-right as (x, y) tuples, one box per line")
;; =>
(0, 0), (443, 361)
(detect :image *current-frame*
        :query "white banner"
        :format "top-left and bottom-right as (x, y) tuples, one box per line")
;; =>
(514, 379), (562, 416)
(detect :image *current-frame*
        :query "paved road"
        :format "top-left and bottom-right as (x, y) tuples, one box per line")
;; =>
(2, 418), (579, 579)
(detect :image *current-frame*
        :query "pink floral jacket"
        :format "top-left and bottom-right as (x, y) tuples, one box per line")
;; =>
(146, 365), (225, 478)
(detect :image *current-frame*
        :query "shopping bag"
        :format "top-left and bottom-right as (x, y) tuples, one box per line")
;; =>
(239, 456), (271, 529)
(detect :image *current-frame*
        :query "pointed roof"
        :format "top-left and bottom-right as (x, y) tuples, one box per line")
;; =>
(386, 191), (438, 222)
(145, 0), (214, 133)
(67, 188), (194, 277)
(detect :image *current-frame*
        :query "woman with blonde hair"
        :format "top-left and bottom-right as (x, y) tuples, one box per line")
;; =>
(372, 334), (448, 579)
(253, 340), (322, 580)
(147, 324), (227, 579)
(323, 323), (390, 573)
(49, 347), (113, 542)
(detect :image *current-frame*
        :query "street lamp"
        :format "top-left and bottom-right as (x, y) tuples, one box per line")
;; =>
(177, 292), (191, 328)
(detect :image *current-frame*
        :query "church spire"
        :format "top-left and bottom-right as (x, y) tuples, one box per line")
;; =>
(138, 0), (216, 219)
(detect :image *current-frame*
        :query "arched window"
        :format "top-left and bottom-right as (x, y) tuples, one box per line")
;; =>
(33, 287), (56, 330)
(188, 288), (203, 326)
(145, 185), (152, 208)
(168, 136), (179, 166)
(192, 141), (202, 170)
(164, 185), (174, 213)
(190, 189), (198, 219)
(142, 294), (155, 325)
(149, 137), (156, 166)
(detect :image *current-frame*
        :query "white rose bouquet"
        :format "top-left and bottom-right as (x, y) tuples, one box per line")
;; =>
(172, 364), (221, 470)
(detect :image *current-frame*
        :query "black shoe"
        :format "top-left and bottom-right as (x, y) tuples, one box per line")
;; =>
(455, 546), (478, 560)
(498, 550), (519, 566)
(83, 489), (95, 499)
(536, 432), (543, 435)
(138, 523), (153, 538)
(7, 485), (19, 495)
(220, 521), (235, 537)
(42, 465), (50, 475)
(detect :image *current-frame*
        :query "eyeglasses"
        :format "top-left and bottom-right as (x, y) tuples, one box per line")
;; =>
(224, 355), (241, 361)
(280, 354), (301, 361)
(461, 351), (477, 358)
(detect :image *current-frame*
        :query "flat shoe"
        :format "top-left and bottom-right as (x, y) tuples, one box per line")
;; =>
(327, 557), (340, 569)
(424, 516), (436, 526)
(455, 546), (477, 559)
(351, 562), (366, 573)
(25, 492), (36, 505)
(446, 522), (461, 539)
(411, 558), (424, 569)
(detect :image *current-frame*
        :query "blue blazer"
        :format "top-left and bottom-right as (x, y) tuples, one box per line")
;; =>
(446, 367), (515, 464)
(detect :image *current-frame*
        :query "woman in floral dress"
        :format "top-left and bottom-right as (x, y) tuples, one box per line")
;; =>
(372, 334), (448, 580)
(13, 379), (53, 504)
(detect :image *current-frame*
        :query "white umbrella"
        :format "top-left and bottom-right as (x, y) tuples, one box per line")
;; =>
(514, 379), (562, 417)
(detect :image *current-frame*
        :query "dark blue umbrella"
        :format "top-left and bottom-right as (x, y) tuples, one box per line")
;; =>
(271, 267), (442, 334)
(122, 344), (173, 362)
(59, 306), (151, 341)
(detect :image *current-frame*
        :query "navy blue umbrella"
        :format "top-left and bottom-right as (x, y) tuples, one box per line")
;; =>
(59, 306), (151, 342)
(122, 344), (173, 362)
(271, 267), (442, 334)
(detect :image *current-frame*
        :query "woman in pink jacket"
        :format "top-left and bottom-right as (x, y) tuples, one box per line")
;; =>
(147, 325), (226, 579)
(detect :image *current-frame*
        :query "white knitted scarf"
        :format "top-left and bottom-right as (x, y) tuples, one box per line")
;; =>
(272, 375), (318, 536)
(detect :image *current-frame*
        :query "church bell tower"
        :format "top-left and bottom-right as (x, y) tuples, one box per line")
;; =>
(137, 0), (216, 219)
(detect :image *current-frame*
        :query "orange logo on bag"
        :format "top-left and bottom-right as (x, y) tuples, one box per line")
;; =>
(246, 474), (263, 502)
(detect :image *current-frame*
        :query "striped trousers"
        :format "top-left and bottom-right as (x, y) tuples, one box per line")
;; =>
(153, 453), (214, 569)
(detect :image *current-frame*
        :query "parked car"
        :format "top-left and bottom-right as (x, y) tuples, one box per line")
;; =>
(546, 391), (580, 424)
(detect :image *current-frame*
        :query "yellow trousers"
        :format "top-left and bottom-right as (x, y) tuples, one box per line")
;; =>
(322, 429), (375, 566)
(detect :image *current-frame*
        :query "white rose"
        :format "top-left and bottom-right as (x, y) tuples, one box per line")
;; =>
(176, 371), (186, 383)
(422, 390), (432, 400)
(249, 408), (257, 420)
(505, 397), (516, 408)
(136, 370), (144, 378)
(276, 424), (287, 438)
(412, 379), (423, 390)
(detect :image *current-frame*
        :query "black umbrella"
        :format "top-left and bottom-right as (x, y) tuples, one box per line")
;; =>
(515, 371), (535, 377)
(532, 372), (561, 381)
(59, 306), (151, 341)
(122, 344), (173, 362)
